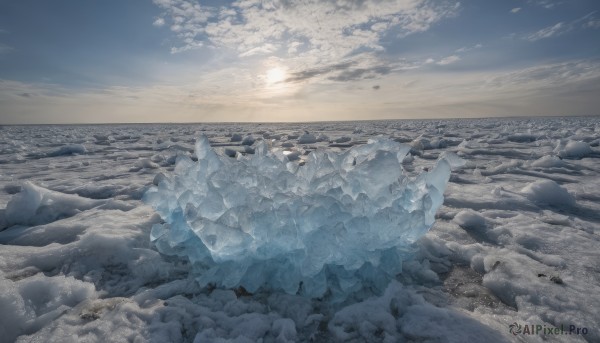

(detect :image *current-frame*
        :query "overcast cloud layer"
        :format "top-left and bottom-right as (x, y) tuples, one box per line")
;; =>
(0, 0), (599, 123)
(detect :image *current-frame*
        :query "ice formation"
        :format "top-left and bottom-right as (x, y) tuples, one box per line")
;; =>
(521, 179), (575, 207)
(47, 144), (87, 157)
(1, 182), (134, 229)
(4, 182), (105, 227)
(144, 135), (453, 300)
(556, 140), (592, 159)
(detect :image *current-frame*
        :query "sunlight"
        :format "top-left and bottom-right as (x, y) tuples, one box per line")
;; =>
(260, 65), (296, 99)
(266, 67), (286, 85)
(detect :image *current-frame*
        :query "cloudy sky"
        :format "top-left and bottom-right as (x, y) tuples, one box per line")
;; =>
(0, 0), (599, 124)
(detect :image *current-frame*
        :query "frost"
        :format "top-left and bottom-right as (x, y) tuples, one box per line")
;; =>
(144, 135), (452, 300)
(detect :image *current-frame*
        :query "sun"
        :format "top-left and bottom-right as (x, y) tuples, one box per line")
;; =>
(261, 65), (296, 98)
(266, 67), (286, 85)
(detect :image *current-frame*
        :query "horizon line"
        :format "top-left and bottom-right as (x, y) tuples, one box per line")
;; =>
(2, 113), (599, 126)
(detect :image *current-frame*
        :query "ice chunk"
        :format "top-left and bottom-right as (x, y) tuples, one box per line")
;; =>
(47, 144), (87, 157)
(3, 182), (122, 228)
(144, 135), (453, 301)
(231, 133), (243, 142)
(556, 140), (592, 159)
(335, 136), (351, 143)
(530, 155), (565, 168)
(283, 150), (301, 161)
(454, 210), (486, 231)
(298, 133), (317, 144)
(438, 151), (466, 169)
(0, 273), (96, 342)
(241, 135), (256, 146)
(521, 180), (575, 207)
(316, 134), (329, 142)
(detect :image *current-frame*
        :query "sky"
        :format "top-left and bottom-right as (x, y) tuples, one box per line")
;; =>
(0, 0), (599, 124)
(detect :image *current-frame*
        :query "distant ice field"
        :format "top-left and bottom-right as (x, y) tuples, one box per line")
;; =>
(0, 117), (599, 342)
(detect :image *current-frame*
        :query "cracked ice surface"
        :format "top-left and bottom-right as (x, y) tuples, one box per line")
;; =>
(144, 135), (452, 300)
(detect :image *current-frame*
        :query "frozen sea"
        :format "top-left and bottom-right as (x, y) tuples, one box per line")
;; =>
(0, 117), (599, 342)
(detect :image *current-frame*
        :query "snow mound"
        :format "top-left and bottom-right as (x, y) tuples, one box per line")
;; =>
(0, 273), (97, 342)
(530, 155), (565, 168)
(48, 144), (87, 157)
(335, 136), (351, 143)
(520, 180), (575, 207)
(144, 135), (453, 301)
(557, 140), (592, 159)
(454, 210), (486, 231)
(3, 182), (127, 228)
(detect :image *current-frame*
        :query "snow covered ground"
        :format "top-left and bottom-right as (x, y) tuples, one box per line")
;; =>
(0, 117), (599, 343)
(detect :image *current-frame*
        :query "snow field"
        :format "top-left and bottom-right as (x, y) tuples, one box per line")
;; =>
(0, 117), (598, 342)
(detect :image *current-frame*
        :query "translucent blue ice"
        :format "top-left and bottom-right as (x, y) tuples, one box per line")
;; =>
(144, 136), (452, 301)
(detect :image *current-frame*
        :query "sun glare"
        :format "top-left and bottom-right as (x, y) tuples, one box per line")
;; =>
(262, 65), (296, 98)
(266, 67), (286, 84)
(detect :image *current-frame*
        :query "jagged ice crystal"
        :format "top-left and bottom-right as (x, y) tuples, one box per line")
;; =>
(143, 136), (452, 300)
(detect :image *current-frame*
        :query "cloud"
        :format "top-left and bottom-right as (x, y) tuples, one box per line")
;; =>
(523, 12), (598, 41)
(152, 0), (213, 51)
(524, 22), (566, 41)
(2, 58), (599, 124)
(455, 43), (482, 53)
(577, 11), (600, 30)
(170, 41), (203, 53)
(287, 41), (302, 55)
(510, 7), (521, 13)
(527, 0), (563, 9)
(284, 61), (355, 82)
(150, 0), (461, 89)
(239, 43), (278, 57)
(0, 80), (63, 101)
(586, 19), (600, 29)
(153, 17), (166, 27)
(284, 57), (419, 83)
(328, 65), (393, 82)
(485, 60), (600, 89)
(153, 0), (460, 61)
(0, 78), (252, 124)
(423, 44), (480, 66)
(436, 55), (461, 65)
